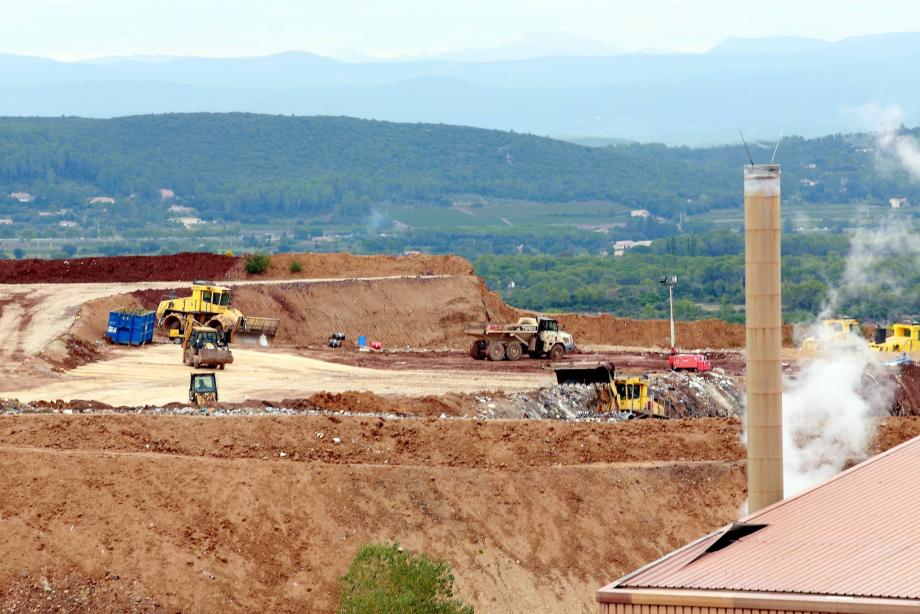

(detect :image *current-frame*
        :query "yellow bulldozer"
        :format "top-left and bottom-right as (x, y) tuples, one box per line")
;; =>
(870, 323), (920, 353)
(554, 362), (668, 418)
(156, 281), (280, 345)
(800, 318), (862, 351)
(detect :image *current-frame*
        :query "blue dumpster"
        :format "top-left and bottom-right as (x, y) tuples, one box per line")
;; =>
(106, 309), (155, 345)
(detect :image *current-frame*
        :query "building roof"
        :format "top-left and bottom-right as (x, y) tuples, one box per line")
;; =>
(602, 435), (920, 601)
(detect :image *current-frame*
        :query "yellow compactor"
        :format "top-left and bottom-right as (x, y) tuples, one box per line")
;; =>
(554, 362), (668, 418)
(156, 281), (280, 345)
(800, 318), (862, 351)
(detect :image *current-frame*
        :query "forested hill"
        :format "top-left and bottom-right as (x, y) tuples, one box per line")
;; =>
(1, 113), (918, 221)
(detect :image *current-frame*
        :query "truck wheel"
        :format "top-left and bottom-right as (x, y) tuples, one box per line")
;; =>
(469, 340), (486, 360)
(183, 351), (190, 366)
(193, 355), (201, 368)
(218, 363), (225, 370)
(549, 343), (565, 361)
(505, 342), (523, 361)
(486, 342), (506, 362)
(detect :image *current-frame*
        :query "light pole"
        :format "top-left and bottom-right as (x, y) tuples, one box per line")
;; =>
(659, 275), (678, 350)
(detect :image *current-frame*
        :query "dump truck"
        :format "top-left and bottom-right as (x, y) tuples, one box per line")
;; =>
(870, 323), (920, 353)
(801, 318), (862, 351)
(467, 316), (574, 361)
(189, 372), (218, 406)
(181, 321), (234, 369)
(554, 362), (667, 418)
(156, 281), (280, 345)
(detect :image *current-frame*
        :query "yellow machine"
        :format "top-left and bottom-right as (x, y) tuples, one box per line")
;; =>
(870, 323), (920, 353)
(189, 372), (218, 407)
(800, 318), (862, 351)
(554, 362), (667, 418)
(156, 281), (279, 345)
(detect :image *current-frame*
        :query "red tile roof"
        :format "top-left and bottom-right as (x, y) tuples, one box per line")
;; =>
(610, 435), (920, 600)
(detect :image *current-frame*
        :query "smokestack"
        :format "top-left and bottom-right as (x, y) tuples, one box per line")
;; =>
(744, 164), (783, 512)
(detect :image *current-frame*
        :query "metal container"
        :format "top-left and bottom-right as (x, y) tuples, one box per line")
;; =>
(106, 309), (155, 345)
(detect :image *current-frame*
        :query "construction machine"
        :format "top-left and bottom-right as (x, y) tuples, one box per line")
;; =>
(668, 350), (712, 372)
(189, 372), (218, 407)
(181, 317), (234, 369)
(554, 362), (667, 418)
(156, 281), (280, 345)
(870, 323), (920, 353)
(467, 316), (574, 361)
(801, 318), (862, 351)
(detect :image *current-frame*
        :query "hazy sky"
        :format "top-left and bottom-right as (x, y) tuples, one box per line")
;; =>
(3, 0), (920, 61)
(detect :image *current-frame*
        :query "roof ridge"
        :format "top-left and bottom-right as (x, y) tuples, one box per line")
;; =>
(740, 432), (920, 522)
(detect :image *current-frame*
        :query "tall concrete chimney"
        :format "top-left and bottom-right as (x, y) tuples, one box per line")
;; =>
(744, 164), (783, 512)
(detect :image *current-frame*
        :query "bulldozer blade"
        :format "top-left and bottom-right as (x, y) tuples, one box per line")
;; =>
(554, 362), (615, 386)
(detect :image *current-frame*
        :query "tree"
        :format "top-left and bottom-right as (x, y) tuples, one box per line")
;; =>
(13, 247), (24, 259)
(339, 543), (473, 614)
(61, 244), (77, 257)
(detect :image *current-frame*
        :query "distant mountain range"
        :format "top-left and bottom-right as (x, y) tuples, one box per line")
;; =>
(2, 33), (920, 144)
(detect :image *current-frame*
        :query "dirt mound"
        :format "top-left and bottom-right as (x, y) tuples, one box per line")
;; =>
(231, 276), (489, 349)
(873, 416), (920, 453)
(228, 252), (474, 280)
(0, 253), (237, 284)
(892, 364), (920, 416)
(0, 415), (745, 612)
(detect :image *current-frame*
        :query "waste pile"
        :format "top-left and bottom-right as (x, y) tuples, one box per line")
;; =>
(650, 369), (743, 418)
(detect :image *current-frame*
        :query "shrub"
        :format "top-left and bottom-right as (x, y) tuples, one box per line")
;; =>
(244, 252), (271, 274)
(290, 260), (303, 273)
(339, 542), (472, 614)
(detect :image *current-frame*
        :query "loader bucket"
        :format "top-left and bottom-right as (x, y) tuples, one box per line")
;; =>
(554, 362), (615, 386)
(234, 316), (280, 346)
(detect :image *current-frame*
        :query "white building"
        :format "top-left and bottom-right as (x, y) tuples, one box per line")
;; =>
(890, 197), (910, 209)
(9, 192), (32, 203)
(88, 196), (116, 205)
(630, 209), (650, 218)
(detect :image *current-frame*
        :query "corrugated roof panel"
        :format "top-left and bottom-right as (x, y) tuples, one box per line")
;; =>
(617, 435), (920, 599)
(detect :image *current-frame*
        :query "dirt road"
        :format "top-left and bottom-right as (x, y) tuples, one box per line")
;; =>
(2, 345), (553, 404)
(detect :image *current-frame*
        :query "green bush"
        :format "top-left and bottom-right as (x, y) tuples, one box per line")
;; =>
(244, 252), (271, 274)
(339, 542), (472, 614)
(290, 260), (303, 273)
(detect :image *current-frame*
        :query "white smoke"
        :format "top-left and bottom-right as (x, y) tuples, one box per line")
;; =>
(779, 102), (920, 496)
(782, 333), (894, 496)
(846, 102), (920, 179)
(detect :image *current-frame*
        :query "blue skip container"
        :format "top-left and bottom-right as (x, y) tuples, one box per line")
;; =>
(106, 309), (156, 345)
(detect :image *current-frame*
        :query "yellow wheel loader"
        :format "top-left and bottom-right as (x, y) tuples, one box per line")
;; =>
(554, 362), (668, 418)
(157, 281), (280, 345)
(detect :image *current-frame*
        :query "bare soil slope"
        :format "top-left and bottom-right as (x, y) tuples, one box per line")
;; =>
(0, 416), (745, 613)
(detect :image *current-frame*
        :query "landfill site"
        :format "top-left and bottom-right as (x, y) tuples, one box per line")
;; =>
(3, 250), (920, 613)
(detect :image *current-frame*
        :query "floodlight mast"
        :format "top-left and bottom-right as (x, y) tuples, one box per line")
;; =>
(659, 275), (678, 350)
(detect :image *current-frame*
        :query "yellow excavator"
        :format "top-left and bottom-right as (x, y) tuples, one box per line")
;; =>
(156, 281), (280, 345)
(554, 362), (668, 418)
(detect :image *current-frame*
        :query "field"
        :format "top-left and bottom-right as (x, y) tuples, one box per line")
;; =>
(1, 251), (918, 613)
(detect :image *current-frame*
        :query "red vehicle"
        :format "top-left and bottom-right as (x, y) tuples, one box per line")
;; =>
(668, 351), (712, 372)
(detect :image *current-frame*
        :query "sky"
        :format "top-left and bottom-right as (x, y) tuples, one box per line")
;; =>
(2, 0), (920, 61)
